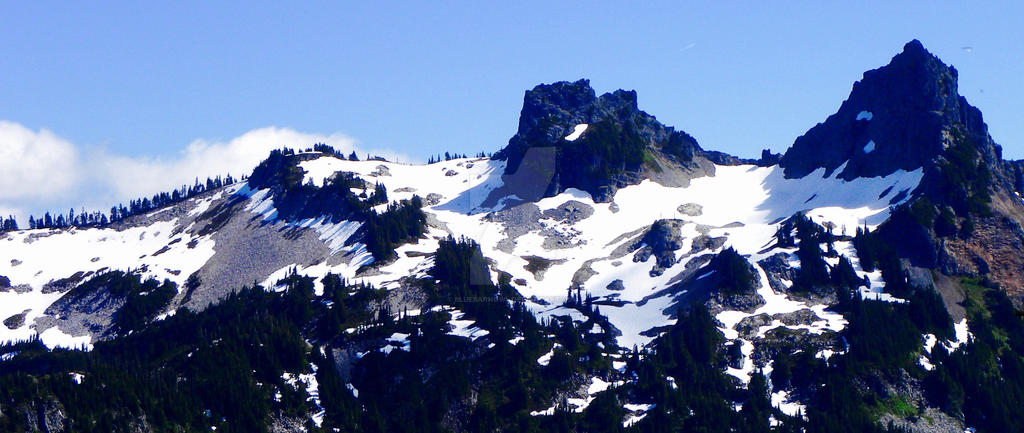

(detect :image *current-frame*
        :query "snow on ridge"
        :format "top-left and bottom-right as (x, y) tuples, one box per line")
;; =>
(0, 209), (217, 348)
(856, 111), (874, 121)
(863, 140), (876, 153)
(0, 147), (927, 355)
(425, 161), (922, 350)
(39, 327), (93, 351)
(565, 123), (589, 141)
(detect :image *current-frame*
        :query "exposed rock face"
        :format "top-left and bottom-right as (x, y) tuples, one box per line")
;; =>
(1008, 159), (1024, 195)
(542, 200), (594, 222)
(781, 40), (984, 181)
(37, 273), (136, 341)
(751, 327), (843, 368)
(780, 39), (1024, 304)
(667, 248), (765, 315)
(41, 271), (89, 294)
(632, 219), (685, 276)
(4, 311), (27, 329)
(14, 398), (67, 433)
(736, 314), (772, 340)
(185, 197), (333, 310)
(247, 150), (367, 223)
(492, 79), (719, 202)
(676, 203), (703, 217)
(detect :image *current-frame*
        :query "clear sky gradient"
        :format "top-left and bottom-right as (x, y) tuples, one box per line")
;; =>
(2, 2), (1023, 219)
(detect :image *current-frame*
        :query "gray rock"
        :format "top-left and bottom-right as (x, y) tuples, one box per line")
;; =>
(522, 256), (566, 281)
(4, 311), (28, 330)
(15, 398), (66, 433)
(758, 253), (798, 293)
(751, 328), (843, 368)
(677, 203), (703, 217)
(724, 340), (745, 369)
(41, 271), (89, 294)
(269, 413), (310, 433)
(424, 193), (444, 206)
(878, 407), (965, 433)
(38, 274), (131, 341)
(0, 284), (31, 294)
(689, 234), (727, 254)
(632, 219), (685, 276)
(542, 200), (594, 223)
(736, 313), (772, 340)
(182, 195), (333, 311)
(485, 203), (544, 253)
(773, 309), (820, 326)
(707, 291), (766, 315)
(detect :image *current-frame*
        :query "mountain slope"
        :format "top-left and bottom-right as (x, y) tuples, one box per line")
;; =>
(1, 41), (1023, 433)
(780, 39), (1024, 301)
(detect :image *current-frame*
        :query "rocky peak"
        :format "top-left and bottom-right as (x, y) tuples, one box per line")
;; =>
(780, 40), (992, 181)
(493, 79), (709, 202)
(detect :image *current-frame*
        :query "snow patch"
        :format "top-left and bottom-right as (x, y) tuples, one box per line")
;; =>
(945, 318), (971, 351)
(771, 390), (806, 418)
(863, 140), (876, 153)
(39, 327), (93, 351)
(283, 366), (325, 428)
(565, 124), (588, 141)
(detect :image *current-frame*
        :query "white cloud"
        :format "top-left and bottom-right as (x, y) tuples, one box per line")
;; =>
(0, 121), (404, 224)
(0, 121), (81, 201)
(97, 127), (363, 200)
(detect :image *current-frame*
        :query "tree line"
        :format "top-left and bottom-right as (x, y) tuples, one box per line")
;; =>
(24, 174), (237, 230)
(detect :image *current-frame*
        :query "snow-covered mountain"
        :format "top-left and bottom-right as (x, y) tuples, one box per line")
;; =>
(0, 96), (923, 353)
(2, 40), (1023, 433)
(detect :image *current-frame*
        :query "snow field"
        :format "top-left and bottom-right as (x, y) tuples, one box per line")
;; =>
(0, 203), (216, 348)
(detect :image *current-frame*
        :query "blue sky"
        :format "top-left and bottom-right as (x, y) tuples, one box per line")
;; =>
(2, 2), (1023, 220)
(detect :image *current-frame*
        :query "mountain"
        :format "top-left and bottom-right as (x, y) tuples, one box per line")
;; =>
(782, 39), (1024, 301)
(1, 41), (1023, 433)
(490, 79), (760, 204)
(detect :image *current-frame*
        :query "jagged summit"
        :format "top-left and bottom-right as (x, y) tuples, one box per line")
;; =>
(492, 79), (715, 203)
(781, 39), (991, 180)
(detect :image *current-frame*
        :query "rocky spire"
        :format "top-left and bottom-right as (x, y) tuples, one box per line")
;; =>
(780, 40), (993, 180)
(492, 79), (706, 202)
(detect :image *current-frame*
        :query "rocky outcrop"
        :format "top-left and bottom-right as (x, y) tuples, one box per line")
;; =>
(247, 149), (369, 223)
(781, 40), (986, 181)
(780, 39), (1024, 304)
(37, 272), (136, 341)
(492, 79), (722, 202)
(4, 311), (27, 329)
(632, 219), (685, 276)
(667, 248), (765, 315)
(11, 398), (67, 433)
